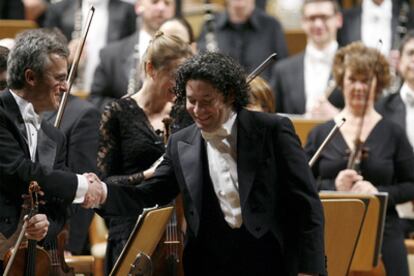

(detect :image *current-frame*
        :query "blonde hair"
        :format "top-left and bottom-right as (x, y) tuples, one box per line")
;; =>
(248, 76), (275, 113)
(142, 31), (193, 75)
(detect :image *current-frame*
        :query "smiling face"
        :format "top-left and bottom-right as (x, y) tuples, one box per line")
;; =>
(29, 53), (68, 113)
(150, 58), (185, 103)
(185, 79), (233, 132)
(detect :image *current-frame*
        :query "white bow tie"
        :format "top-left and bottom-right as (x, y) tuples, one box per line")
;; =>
(23, 103), (40, 130)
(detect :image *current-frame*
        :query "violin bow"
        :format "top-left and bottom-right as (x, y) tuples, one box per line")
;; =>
(246, 53), (277, 84)
(308, 118), (346, 168)
(54, 6), (95, 128)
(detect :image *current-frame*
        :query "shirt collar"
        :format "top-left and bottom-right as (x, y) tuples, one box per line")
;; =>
(305, 41), (338, 63)
(401, 82), (414, 107)
(9, 89), (41, 130)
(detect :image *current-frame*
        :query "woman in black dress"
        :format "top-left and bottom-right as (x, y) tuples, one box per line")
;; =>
(97, 32), (193, 273)
(305, 42), (414, 276)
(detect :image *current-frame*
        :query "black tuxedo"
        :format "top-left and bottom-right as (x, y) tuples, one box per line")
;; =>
(101, 109), (326, 275)
(89, 33), (138, 111)
(0, 90), (78, 252)
(43, 0), (136, 42)
(338, 1), (414, 48)
(43, 95), (100, 254)
(270, 52), (344, 114)
(376, 91), (406, 130)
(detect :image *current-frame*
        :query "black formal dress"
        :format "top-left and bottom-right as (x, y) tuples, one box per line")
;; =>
(100, 109), (326, 276)
(97, 97), (165, 273)
(305, 119), (414, 276)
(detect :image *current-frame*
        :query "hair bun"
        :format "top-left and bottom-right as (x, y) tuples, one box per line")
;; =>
(154, 31), (164, 39)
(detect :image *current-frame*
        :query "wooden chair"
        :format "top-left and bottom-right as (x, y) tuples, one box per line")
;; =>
(290, 117), (325, 146)
(65, 255), (95, 276)
(321, 198), (367, 276)
(0, 20), (38, 39)
(89, 214), (108, 276)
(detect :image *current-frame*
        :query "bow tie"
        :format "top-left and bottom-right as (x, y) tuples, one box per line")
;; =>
(23, 103), (40, 130)
(201, 127), (230, 142)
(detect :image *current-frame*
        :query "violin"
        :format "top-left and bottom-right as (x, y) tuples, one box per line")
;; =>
(3, 181), (51, 276)
(151, 117), (185, 276)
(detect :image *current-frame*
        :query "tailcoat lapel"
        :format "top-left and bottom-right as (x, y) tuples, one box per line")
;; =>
(237, 109), (266, 207)
(177, 126), (204, 217)
(37, 124), (57, 168)
(0, 90), (30, 156)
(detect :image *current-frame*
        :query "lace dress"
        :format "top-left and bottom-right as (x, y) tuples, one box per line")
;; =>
(97, 97), (165, 272)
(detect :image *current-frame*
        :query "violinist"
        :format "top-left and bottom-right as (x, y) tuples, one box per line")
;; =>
(0, 29), (106, 271)
(97, 32), (193, 273)
(305, 42), (414, 276)
(96, 51), (325, 276)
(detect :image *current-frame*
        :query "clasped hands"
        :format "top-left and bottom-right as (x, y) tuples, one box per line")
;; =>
(82, 173), (107, 208)
(335, 169), (378, 194)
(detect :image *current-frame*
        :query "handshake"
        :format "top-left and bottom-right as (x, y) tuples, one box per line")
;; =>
(82, 173), (107, 208)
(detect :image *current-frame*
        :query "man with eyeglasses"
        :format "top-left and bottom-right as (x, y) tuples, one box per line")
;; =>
(270, 0), (344, 118)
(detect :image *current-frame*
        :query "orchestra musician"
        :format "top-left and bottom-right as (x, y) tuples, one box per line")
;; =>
(305, 42), (414, 276)
(96, 52), (326, 276)
(0, 29), (106, 272)
(97, 32), (193, 273)
(89, 0), (176, 111)
(376, 30), (414, 238)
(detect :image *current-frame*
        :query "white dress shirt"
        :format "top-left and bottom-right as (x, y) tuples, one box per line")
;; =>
(10, 91), (88, 203)
(201, 112), (242, 228)
(361, 0), (392, 55)
(304, 41), (338, 112)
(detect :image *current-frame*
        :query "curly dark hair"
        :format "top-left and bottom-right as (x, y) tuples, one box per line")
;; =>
(175, 51), (249, 112)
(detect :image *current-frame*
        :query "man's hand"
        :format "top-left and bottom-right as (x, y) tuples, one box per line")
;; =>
(25, 214), (49, 241)
(82, 173), (107, 208)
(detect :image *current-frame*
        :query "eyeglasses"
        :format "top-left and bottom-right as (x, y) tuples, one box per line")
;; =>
(304, 14), (335, 23)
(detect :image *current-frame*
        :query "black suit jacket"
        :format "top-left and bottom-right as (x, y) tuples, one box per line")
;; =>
(89, 32), (138, 111)
(0, 90), (78, 242)
(338, 1), (414, 48)
(270, 52), (344, 114)
(43, 0), (136, 42)
(376, 90), (406, 130)
(102, 109), (325, 275)
(43, 95), (100, 254)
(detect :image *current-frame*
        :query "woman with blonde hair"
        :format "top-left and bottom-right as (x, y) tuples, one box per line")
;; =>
(97, 32), (193, 273)
(305, 42), (414, 276)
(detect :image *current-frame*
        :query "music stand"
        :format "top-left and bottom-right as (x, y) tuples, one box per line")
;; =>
(109, 205), (174, 276)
